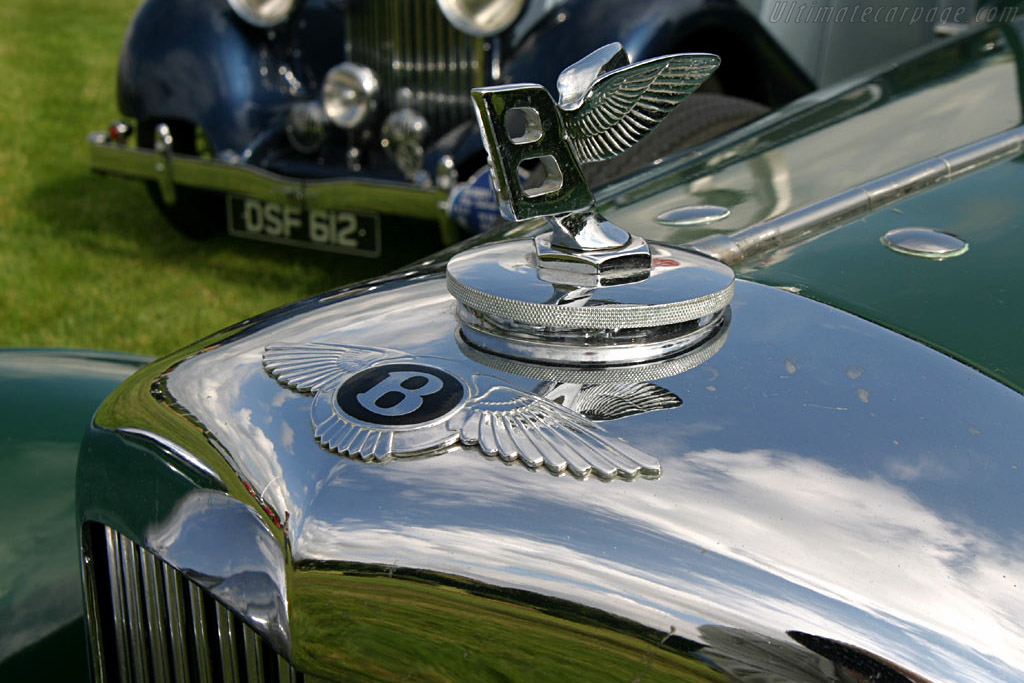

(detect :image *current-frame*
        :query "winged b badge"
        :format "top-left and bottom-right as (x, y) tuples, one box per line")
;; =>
(263, 343), (675, 480)
(472, 42), (719, 232)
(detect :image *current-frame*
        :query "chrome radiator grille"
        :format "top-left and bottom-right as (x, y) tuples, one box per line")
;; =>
(346, 0), (486, 138)
(83, 525), (302, 683)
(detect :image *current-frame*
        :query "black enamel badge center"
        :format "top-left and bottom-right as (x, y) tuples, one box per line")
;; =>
(336, 363), (466, 426)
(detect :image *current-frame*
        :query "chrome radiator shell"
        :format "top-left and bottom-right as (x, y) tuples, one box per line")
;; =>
(78, 269), (1024, 681)
(82, 525), (301, 683)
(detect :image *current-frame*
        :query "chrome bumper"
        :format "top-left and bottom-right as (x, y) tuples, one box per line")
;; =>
(87, 129), (456, 236)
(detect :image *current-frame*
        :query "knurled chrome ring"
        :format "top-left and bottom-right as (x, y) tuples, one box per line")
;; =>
(447, 275), (733, 329)
(445, 240), (735, 331)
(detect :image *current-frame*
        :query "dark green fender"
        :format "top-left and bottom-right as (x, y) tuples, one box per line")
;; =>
(0, 350), (150, 681)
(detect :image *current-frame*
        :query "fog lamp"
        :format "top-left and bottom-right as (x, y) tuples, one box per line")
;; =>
(321, 63), (379, 129)
(286, 101), (328, 154)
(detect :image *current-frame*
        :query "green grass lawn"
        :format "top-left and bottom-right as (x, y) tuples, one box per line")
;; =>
(0, 0), (410, 356)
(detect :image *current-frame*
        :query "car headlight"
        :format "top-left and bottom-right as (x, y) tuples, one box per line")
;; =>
(437, 0), (525, 37)
(227, 0), (296, 28)
(321, 63), (380, 129)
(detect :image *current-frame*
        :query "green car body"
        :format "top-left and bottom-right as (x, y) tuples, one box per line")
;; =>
(4, 18), (1024, 681)
(0, 350), (150, 682)
(601, 20), (1024, 390)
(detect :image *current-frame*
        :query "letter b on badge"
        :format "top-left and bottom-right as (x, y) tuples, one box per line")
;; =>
(357, 371), (444, 417)
(337, 363), (466, 427)
(472, 85), (593, 221)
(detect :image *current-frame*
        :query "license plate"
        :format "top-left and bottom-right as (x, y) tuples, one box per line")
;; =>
(226, 197), (381, 256)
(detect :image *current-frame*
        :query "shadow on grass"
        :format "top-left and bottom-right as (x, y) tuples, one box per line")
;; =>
(24, 171), (443, 295)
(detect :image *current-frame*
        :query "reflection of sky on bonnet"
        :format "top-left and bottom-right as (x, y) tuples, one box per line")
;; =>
(166, 278), (1024, 680)
(295, 447), (1022, 680)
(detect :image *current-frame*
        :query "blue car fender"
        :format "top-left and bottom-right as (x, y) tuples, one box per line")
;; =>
(116, 0), (345, 154)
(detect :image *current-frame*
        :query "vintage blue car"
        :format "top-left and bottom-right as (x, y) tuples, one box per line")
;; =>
(85, 0), (974, 258)
(6, 8), (1024, 682)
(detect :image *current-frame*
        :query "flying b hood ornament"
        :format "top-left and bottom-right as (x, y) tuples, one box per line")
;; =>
(447, 43), (735, 367)
(472, 42), (720, 250)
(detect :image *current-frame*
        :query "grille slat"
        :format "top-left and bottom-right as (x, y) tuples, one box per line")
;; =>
(279, 657), (299, 683)
(103, 528), (133, 681)
(141, 552), (173, 681)
(188, 582), (216, 683)
(243, 626), (266, 682)
(215, 603), (240, 683)
(162, 563), (192, 683)
(348, 0), (485, 141)
(85, 525), (301, 683)
(120, 536), (152, 683)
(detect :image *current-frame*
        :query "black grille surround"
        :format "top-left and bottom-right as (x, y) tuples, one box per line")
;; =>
(82, 524), (302, 683)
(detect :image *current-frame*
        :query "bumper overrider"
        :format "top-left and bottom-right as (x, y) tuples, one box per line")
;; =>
(87, 124), (461, 258)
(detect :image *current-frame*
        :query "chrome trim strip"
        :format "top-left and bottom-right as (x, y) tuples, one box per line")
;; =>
(88, 133), (448, 220)
(82, 533), (110, 683)
(687, 125), (1024, 264)
(117, 427), (224, 485)
(278, 657), (298, 683)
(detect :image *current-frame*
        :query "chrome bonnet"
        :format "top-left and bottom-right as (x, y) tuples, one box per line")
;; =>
(82, 268), (1024, 681)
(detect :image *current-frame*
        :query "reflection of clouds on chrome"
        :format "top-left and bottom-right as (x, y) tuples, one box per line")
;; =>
(299, 281), (457, 355)
(159, 276), (1023, 679)
(168, 279), (459, 535)
(884, 454), (955, 482)
(295, 445), (1023, 680)
(673, 449), (1023, 673)
(172, 350), (296, 523)
(298, 520), (719, 634)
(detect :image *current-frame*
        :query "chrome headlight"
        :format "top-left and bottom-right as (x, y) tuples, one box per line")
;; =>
(437, 0), (526, 37)
(227, 0), (296, 28)
(321, 63), (379, 129)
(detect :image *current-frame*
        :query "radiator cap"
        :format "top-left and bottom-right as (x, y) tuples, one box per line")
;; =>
(447, 43), (733, 366)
